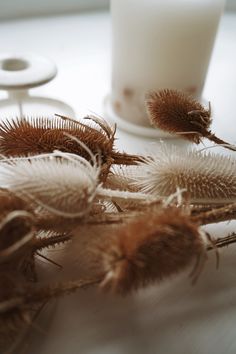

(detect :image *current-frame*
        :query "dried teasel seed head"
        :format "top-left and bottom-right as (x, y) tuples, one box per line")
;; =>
(146, 89), (211, 143)
(0, 115), (140, 174)
(0, 150), (149, 222)
(0, 151), (100, 219)
(146, 89), (236, 151)
(132, 145), (236, 204)
(0, 115), (115, 161)
(99, 207), (206, 294)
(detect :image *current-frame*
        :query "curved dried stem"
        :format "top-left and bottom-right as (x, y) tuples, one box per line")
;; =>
(0, 211), (35, 261)
(191, 203), (236, 225)
(1, 279), (101, 314)
(206, 132), (236, 152)
(207, 233), (236, 251)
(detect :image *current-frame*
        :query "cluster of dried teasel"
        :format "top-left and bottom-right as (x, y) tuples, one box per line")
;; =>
(1, 90), (236, 352)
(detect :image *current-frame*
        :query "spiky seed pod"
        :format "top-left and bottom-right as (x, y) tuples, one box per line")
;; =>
(0, 151), (151, 221)
(132, 145), (236, 204)
(0, 153), (99, 219)
(0, 115), (141, 173)
(146, 89), (235, 150)
(99, 207), (207, 294)
(0, 115), (114, 160)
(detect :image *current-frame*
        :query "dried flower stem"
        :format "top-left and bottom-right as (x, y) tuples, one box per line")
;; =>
(207, 233), (236, 251)
(33, 233), (71, 252)
(96, 186), (153, 203)
(0, 279), (100, 314)
(191, 203), (236, 225)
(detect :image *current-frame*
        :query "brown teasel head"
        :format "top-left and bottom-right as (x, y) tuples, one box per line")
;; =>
(99, 207), (206, 294)
(146, 89), (212, 144)
(0, 115), (115, 166)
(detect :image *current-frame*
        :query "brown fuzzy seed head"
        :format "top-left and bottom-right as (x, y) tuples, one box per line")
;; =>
(100, 207), (204, 294)
(146, 89), (212, 143)
(0, 116), (115, 164)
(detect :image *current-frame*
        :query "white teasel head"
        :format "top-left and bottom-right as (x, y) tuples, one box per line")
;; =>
(0, 146), (101, 219)
(131, 145), (236, 204)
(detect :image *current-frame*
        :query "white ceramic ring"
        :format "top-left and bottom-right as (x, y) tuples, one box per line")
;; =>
(0, 53), (57, 90)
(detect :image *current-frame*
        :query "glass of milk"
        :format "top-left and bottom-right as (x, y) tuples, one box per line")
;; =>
(108, 0), (226, 136)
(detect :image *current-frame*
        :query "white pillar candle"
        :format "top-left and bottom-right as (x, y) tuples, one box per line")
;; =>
(110, 0), (226, 129)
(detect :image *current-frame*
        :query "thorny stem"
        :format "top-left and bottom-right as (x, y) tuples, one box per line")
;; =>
(207, 233), (236, 251)
(112, 151), (142, 165)
(207, 132), (236, 152)
(191, 204), (224, 216)
(96, 187), (155, 203)
(191, 203), (236, 225)
(33, 234), (71, 252)
(35, 252), (63, 269)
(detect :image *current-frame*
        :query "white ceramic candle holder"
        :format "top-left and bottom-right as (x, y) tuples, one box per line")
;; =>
(0, 53), (75, 117)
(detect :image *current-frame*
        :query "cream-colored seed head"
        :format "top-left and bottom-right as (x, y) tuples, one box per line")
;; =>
(0, 152), (99, 218)
(133, 146), (236, 204)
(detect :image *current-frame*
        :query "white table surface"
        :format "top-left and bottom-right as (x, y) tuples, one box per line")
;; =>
(0, 10), (236, 354)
